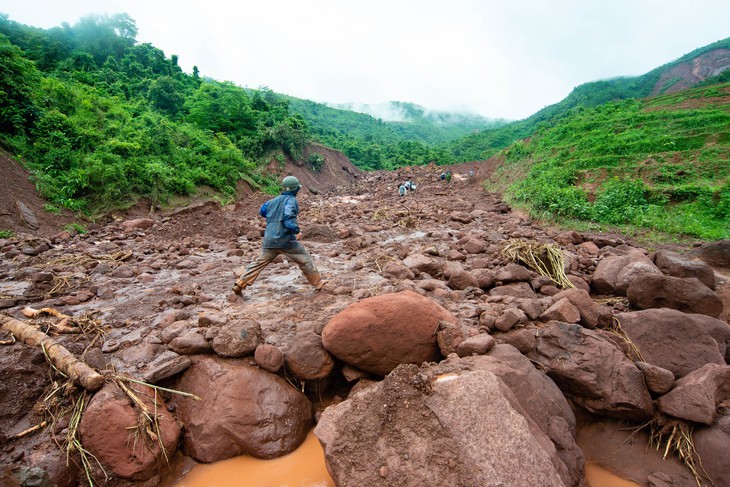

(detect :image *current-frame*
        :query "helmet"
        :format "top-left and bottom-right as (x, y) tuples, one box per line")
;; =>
(282, 176), (301, 191)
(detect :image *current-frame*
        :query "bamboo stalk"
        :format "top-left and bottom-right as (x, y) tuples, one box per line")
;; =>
(22, 307), (72, 320)
(12, 420), (48, 438)
(1, 315), (105, 390)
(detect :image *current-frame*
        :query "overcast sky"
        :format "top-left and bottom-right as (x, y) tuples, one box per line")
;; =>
(2, 0), (729, 120)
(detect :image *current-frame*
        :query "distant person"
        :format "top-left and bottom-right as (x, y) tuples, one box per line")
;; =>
(399, 184), (407, 197)
(445, 170), (452, 183)
(404, 180), (412, 191)
(232, 176), (330, 296)
(439, 172), (446, 181)
(410, 182), (417, 193)
(469, 169), (475, 178)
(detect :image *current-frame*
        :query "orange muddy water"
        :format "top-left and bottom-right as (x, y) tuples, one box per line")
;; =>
(173, 431), (334, 487)
(586, 463), (641, 487)
(171, 432), (637, 487)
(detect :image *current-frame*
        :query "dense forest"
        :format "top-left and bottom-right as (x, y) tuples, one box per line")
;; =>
(0, 12), (728, 240)
(0, 13), (497, 215)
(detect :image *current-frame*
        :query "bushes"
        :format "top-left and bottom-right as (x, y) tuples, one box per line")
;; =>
(307, 153), (325, 171)
(593, 178), (651, 224)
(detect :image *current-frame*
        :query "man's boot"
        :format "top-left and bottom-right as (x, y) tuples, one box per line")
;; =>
(232, 280), (247, 296)
(304, 272), (324, 290)
(305, 272), (335, 294)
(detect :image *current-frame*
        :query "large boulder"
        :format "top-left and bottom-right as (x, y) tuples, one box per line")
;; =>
(592, 250), (662, 296)
(438, 347), (584, 486)
(79, 381), (180, 480)
(686, 239), (730, 269)
(654, 250), (716, 289)
(616, 308), (730, 378)
(321, 290), (457, 376)
(314, 364), (569, 487)
(531, 322), (655, 421)
(171, 356), (312, 462)
(627, 275), (723, 318)
(656, 364), (730, 425)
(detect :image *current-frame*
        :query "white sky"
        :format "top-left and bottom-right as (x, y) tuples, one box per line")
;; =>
(2, 0), (729, 120)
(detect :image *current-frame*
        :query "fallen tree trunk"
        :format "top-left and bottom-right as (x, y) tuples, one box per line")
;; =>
(0, 315), (105, 390)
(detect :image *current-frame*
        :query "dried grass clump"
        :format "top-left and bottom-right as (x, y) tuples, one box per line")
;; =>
(371, 208), (390, 221)
(632, 416), (710, 487)
(37, 251), (132, 297)
(500, 239), (574, 289)
(609, 317), (645, 362)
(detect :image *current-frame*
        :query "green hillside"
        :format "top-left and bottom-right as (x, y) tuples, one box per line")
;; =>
(1, 12), (728, 241)
(284, 98), (504, 170)
(487, 83), (730, 240)
(445, 37), (730, 162)
(0, 13), (317, 213)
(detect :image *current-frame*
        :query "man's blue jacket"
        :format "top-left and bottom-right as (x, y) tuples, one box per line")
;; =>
(260, 190), (300, 249)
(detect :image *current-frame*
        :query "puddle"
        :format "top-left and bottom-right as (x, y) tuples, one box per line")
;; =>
(585, 463), (640, 487)
(167, 431), (638, 487)
(382, 230), (427, 244)
(0, 280), (31, 296)
(172, 430), (334, 487)
(322, 195), (370, 205)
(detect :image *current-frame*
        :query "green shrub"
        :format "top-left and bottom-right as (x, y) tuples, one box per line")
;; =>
(593, 178), (650, 224)
(307, 153), (325, 171)
(0, 230), (15, 238)
(64, 223), (87, 234)
(43, 204), (61, 214)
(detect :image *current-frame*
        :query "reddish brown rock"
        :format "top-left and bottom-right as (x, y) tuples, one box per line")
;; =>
(448, 270), (479, 290)
(656, 363), (730, 425)
(616, 308), (730, 378)
(634, 361), (675, 395)
(315, 364), (568, 487)
(686, 239), (730, 268)
(284, 332), (336, 380)
(455, 334), (496, 356)
(553, 288), (599, 329)
(539, 298), (581, 324)
(254, 344), (284, 373)
(693, 416), (730, 487)
(627, 274), (723, 318)
(495, 307), (527, 332)
(210, 319), (263, 357)
(592, 250), (662, 296)
(435, 321), (465, 356)
(532, 322), (655, 421)
(402, 253), (444, 278)
(654, 249), (716, 289)
(121, 218), (155, 231)
(321, 290), (457, 376)
(79, 381), (180, 480)
(172, 356), (312, 462)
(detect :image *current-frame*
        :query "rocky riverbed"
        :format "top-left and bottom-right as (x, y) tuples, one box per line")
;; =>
(1, 160), (729, 487)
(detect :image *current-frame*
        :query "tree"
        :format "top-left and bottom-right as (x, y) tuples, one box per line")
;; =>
(148, 76), (185, 117)
(0, 34), (40, 134)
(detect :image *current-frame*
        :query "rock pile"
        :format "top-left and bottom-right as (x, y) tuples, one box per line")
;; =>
(0, 164), (728, 486)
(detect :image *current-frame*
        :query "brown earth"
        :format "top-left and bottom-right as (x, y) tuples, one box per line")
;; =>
(0, 147), (728, 486)
(0, 150), (76, 237)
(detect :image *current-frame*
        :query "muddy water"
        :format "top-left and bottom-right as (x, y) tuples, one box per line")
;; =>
(173, 431), (334, 487)
(171, 432), (638, 487)
(586, 463), (641, 487)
